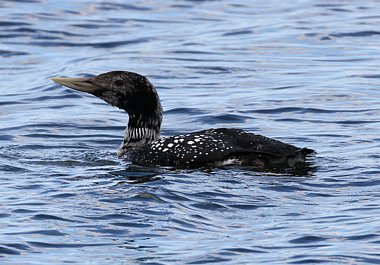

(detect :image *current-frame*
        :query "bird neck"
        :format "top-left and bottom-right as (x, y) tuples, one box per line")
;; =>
(126, 113), (162, 144)
(118, 103), (163, 157)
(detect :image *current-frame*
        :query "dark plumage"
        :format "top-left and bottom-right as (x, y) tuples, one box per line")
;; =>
(51, 71), (314, 172)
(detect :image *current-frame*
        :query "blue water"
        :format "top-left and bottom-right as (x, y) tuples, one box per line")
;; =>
(1, 1), (380, 264)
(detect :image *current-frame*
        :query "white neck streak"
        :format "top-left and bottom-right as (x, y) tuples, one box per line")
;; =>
(117, 110), (162, 157)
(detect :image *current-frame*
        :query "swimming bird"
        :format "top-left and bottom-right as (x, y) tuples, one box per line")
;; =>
(51, 71), (314, 171)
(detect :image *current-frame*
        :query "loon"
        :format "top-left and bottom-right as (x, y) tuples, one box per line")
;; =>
(51, 71), (314, 171)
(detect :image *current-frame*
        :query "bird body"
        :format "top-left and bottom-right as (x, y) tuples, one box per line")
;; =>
(126, 128), (313, 169)
(51, 71), (314, 172)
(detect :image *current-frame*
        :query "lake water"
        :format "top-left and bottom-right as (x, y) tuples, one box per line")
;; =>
(1, 0), (380, 264)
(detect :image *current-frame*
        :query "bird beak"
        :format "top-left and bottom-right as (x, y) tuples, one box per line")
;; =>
(50, 77), (104, 95)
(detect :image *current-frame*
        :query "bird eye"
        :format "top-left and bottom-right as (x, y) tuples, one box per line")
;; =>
(114, 79), (124, 86)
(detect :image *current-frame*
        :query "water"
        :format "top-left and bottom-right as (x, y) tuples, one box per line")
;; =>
(1, 0), (380, 264)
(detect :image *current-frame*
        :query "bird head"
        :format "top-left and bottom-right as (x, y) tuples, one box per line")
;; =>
(51, 71), (162, 118)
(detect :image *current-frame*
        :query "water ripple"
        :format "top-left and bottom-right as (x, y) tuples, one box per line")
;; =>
(330, 31), (380, 37)
(15, 37), (153, 48)
(0, 49), (29, 57)
(0, 246), (20, 256)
